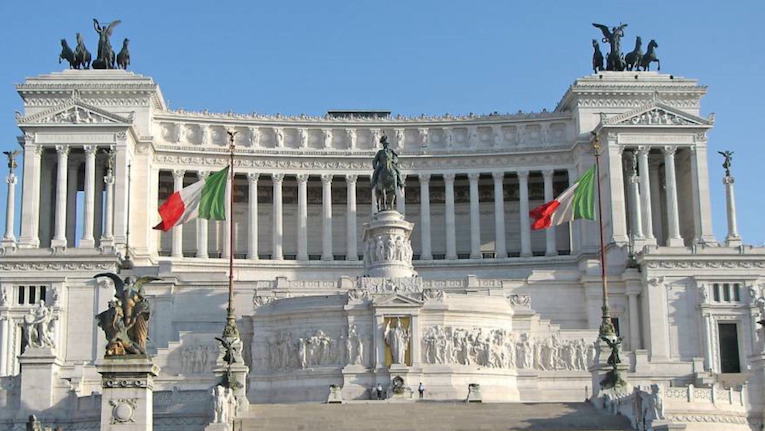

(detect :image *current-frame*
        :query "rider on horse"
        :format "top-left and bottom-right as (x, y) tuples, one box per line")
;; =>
(371, 135), (404, 210)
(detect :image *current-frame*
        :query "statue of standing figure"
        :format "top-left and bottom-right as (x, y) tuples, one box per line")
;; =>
(385, 318), (411, 365)
(92, 19), (121, 69)
(592, 23), (628, 71)
(371, 135), (404, 211)
(23, 301), (56, 349)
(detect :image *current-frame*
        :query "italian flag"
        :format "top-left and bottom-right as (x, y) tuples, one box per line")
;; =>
(153, 166), (229, 231)
(530, 166), (596, 230)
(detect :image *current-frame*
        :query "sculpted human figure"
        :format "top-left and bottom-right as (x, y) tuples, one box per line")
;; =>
(371, 135), (404, 211)
(23, 301), (56, 349)
(592, 22), (628, 71)
(385, 318), (410, 365)
(92, 19), (121, 69)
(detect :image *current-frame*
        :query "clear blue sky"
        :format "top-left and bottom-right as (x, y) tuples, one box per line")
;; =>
(0, 0), (763, 244)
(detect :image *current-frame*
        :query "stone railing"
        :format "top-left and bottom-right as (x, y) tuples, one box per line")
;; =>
(599, 383), (748, 430)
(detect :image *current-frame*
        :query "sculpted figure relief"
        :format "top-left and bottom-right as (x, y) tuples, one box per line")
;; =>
(422, 326), (596, 371)
(23, 301), (56, 349)
(385, 318), (411, 365)
(94, 273), (159, 356)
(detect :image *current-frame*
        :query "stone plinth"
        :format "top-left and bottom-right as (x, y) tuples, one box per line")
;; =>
(96, 357), (159, 431)
(362, 210), (416, 278)
(18, 347), (61, 412)
(214, 361), (249, 413)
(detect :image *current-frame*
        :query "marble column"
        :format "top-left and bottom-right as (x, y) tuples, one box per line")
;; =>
(567, 167), (579, 253)
(296, 174), (308, 261)
(100, 168), (115, 249)
(345, 174), (358, 260)
(321, 174), (333, 261)
(196, 171), (209, 258)
(2, 171), (17, 246)
(51, 145), (69, 250)
(518, 170), (531, 257)
(724, 175), (742, 247)
(636, 146), (655, 242)
(272, 173), (284, 260)
(222, 173), (232, 259)
(247, 173), (259, 260)
(607, 145), (629, 243)
(419, 174), (432, 260)
(626, 286), (641, 350)
(65, 163), (78, 245)
(468, 173), (481, 259)
(80, 145), (97, 248)
(444, 173), (457, 260)
(492, 172), (507, 259)
(626, 152), (644, 241)
(19, 144), (42, 248)
(542, 169), (557, 256)
(689, 144), (716, 244)
(171, 169), (185, 257)
(396, 174), (406, 214)
(662, 146), (684, 247)
(0, 316), (7, 376)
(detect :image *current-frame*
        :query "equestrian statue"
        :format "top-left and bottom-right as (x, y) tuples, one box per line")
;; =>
(371, 135), (404, 212)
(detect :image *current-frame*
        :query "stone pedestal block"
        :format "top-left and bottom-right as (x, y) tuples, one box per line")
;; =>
(18, 347), (61, 412)
(362, 210), (416, 278)
(96, 357), (159, 431)
(214, 361), (249, 413)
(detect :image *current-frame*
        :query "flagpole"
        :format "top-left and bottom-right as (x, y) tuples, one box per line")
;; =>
(592, 132), (615, 339)
(224, 130), (239, 340)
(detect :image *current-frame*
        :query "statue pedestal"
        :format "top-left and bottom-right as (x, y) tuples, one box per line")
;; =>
(590, 339), (628, 403)
(96, 357), (159, 431)
(18, 347), (61, 413)
(362, 210), (416, 278)
(213, 361), (250, 414)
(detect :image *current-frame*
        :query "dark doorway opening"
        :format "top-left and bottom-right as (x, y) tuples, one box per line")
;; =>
(718, 323), (741, 373)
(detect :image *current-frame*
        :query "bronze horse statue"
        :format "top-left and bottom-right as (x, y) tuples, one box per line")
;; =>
(592, 40), (604, 73)
(371, 136), (403, 211)
(74, 33), (92, 69)
(640, 39), (660, 71)
(59, 39), (76, 68)
(625, 36), (643, 71)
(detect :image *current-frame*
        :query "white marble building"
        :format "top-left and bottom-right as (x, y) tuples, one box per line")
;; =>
(0, 69), (764, 430)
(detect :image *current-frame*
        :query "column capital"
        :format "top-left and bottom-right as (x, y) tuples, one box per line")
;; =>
(419, 173), (431, 183)
(636, 145), (651, 156)
(491, 171), (504, 181)
(83, 145), (98, 155)
(542, 169), (555, 179)
(104, 174), (115, 185)
(345, 174), (358, 184)
(443, 173), (456, 182)
(296, 173), (309, 183)
(272, 173), (285, 183)
(54, 145), (69, 155)
(517, 170), (529, 180)
(30, 144), (43, 156)
(662, 145), (677, 156)
(467, 172), (480, 181)
(321, 173), (333, 185)
(247, 172), (260, 183)
(172, 169), (185, 180)
(198, 170), (209, 179)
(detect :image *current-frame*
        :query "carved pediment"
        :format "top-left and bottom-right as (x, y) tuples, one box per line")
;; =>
(372, 293), (423, 308)
(17, 99), (133, 125)
(603, 103), (713, 127)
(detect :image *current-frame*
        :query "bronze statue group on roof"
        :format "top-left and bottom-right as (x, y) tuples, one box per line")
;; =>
(592, 23), (660, 73)
(59, 19), (130, 70)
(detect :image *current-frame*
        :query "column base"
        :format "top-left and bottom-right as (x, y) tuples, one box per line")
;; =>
(50, 238), (67, 253)
(100, 237), (116, 253)
(726, 236), (743, 247)
(545, 250), (558, 257)
(321, 255), (333, 261)
(78, 239), (96, 248)
(420, 254), (433, 260)
(665, 237), (685, 247)
(17, 238), (40, 249)
(469, 252), (481, 259)
(0, 238), (17, 254)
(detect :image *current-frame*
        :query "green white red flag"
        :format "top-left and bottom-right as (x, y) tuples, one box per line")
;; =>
(530, 166), (596, 230)
(153, 166), (229, 231)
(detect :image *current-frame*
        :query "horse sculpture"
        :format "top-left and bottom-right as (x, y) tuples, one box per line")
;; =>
(640, 40), (660, 71)
(624, 36), (643, 71)
(74, 33), (92, 69)
(592, 40), (604, 73)
(371, 136), (403, 211)
(59, 39), (76, 68)
(116, 38), (130, 69)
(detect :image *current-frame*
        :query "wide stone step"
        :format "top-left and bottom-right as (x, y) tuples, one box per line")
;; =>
(240, 401), (633, 431)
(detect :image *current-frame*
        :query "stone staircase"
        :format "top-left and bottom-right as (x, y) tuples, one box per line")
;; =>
(240, 401), (633, 430)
